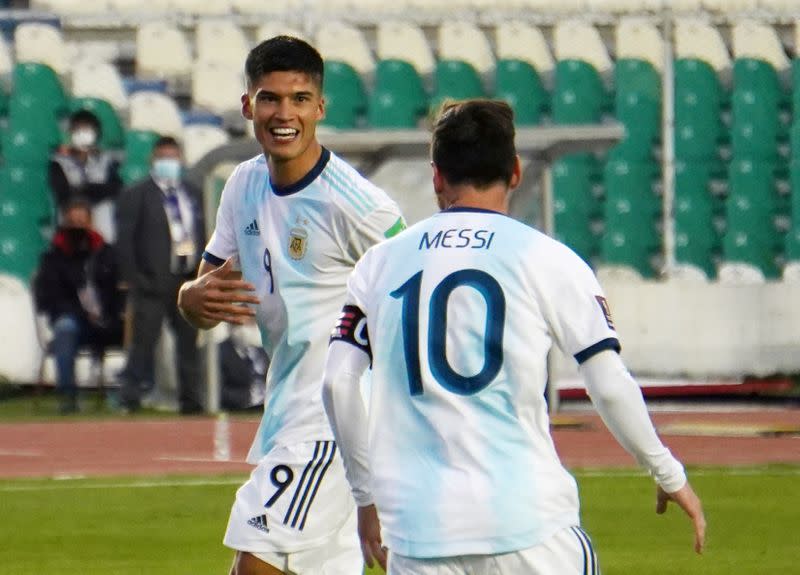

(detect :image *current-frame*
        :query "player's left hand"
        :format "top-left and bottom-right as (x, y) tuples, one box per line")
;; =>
(656, 482), (706, 554)
(357, 504), (387, 570)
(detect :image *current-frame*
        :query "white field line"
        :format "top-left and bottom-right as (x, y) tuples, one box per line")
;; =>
(156, 455), (248, 464)
(0, 449), (42, 457)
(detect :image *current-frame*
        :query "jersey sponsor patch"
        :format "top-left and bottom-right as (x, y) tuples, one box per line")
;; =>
(595, 295), (615, 330)
(330, 305), (372, 359)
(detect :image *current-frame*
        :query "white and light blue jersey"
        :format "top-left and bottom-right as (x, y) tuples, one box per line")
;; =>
(344, 207), (619, 558)
(204, 148), (404, 463)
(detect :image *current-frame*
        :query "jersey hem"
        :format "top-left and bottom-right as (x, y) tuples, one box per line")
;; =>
(202, 250), (225, 266)
(574, 337), (621, 364)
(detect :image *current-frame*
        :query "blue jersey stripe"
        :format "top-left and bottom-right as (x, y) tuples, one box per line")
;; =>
(320, 171), (370, 216)
(326, 161), (378, 213)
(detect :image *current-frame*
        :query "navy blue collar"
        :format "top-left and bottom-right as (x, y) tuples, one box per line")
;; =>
(441, 206), (505, 215)
(270, 147), (331, 196)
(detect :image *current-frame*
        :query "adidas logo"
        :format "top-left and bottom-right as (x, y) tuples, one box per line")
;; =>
(244, 219), (260, 236)
(247, 514), (269, 533)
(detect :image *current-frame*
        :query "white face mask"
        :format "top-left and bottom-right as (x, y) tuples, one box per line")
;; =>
(152, 158), (183, 183)
(70, 128), (97, 151)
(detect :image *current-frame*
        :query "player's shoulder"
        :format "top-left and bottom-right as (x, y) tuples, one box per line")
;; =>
(223, 154), (268, 195)
(320, 151), (398, 218)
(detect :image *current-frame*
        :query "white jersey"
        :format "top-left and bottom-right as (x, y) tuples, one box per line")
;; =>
(205, 149), (404, 463)
(343, 207), (619, 558)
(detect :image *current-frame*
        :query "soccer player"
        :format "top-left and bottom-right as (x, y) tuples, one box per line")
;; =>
(322, 100), (706, 574)
(177, 36), (405, 575)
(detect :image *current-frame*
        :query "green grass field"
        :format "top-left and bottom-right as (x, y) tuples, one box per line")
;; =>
(2, 467), (798, 575)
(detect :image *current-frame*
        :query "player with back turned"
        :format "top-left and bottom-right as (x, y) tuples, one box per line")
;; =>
(322, 99), (706, 574)
(177, 36), (404, 575)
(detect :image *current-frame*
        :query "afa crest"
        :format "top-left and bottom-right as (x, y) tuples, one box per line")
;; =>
(288, 226), (308, 260)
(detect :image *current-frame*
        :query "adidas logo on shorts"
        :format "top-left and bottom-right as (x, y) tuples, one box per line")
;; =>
(247, 514), (269, 533)
(244, 219), (260, 236)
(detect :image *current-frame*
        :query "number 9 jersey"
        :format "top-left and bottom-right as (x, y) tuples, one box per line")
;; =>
(340, 207), (620, 559)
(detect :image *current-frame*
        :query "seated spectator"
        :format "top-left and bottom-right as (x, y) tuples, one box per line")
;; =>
(49, 110), (122, 241)
(33, 197), (124, 414)
(219, 324), (268, 411)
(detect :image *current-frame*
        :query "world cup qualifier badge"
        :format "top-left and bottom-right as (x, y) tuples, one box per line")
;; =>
(595, 295), (615, 330)
(288, 226), (308, 260)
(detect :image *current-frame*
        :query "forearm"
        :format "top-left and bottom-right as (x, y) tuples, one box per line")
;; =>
(580, 350), (686, 493)
(321, 341), (373, 506)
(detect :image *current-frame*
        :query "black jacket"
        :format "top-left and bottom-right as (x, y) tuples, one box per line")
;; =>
(33, 227), (124, 348)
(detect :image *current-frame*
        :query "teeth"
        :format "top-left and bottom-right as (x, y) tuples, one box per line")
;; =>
(271, 128), (298, 136)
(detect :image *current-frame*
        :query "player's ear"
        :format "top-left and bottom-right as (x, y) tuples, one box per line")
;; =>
(317, 95), (326, 122)
(508, 155), (523, 191)
(241, 92), (254, 120)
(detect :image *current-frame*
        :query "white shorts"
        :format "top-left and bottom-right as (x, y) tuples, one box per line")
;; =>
(388, 526), (599, 575)
(224, 440), (361, 574)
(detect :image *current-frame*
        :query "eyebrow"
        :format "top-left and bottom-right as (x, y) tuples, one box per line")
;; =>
(254, 89), (315, 99)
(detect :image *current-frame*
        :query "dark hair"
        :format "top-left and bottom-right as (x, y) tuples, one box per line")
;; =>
(245, 35), (324, 90)
(431, 99), (517, 188)
(152, 135), (182, 153)
(69, 109), (102, 136)
(61, 195), (92, 215)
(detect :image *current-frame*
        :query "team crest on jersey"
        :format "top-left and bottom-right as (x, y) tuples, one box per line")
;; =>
(595, 296), (615, 330)
(288, 226), (308, 260)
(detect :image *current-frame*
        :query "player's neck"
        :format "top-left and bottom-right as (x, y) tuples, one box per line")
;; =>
(442, 185), (509, 214)
(268, 141), (323, 189)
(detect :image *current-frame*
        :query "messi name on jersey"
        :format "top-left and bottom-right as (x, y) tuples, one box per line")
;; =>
(418, 228), (495, 251)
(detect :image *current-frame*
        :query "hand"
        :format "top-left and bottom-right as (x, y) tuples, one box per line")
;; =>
(657, 482), (706, 554)
(177, 258), (260, 329)
(357, 504), (387, 571)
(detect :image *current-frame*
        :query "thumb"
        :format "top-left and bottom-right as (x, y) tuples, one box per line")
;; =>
(656, 486), (668, 515)
(214, 257), (235, 275)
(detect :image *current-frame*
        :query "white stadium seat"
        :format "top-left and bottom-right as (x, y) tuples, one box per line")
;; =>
(376, 21), (435, 77)
(438, 21), (495, 75)
(255, 22), (307, 44)
(517, 0), (586, 14)
(674, 19), (732, 72)
(315, 21), (375, 75)
(14, 23), (68, 76)
(759, 0), (799, 12)
(169, 0), (231, 15)
(718, 262), (766, 285)
(71, 59), (129, 111)
(231, 0), (299, 16)
(195, 19), (251, 68)
(108, 0), (170, 11)
(192, 60), (245, 116)
(129, 91), (184, 139)
(670, 0), (703, 11)
(554, 20), (613, 74)
(0, 275), (42, 384)
(136, 22), (193, 79)
(182, 124), (230, 165)
(586, 0), (663, 12)
(732, 20), (790, 72)
(495, 22), (554, 75)
(29, 0), (104, 13)
(616, 18), (664, 72)
(0, 33), (12, 78)
(702, 0), (758, 12)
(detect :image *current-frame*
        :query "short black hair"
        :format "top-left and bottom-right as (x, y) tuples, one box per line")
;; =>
(245, 35), (324, 90)
(61, 195), (92, 215)
(152, 135), (182, 153)
(431, 99), (517, 188)
(69, 109), (101, 136)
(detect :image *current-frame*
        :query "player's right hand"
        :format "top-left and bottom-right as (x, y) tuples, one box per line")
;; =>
(177, 257), (260, 328)
(656, 481), (706, 554)
(357, 504), (387, 571)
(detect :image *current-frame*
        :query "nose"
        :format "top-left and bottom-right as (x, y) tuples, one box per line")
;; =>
(275, 97), (293, 120)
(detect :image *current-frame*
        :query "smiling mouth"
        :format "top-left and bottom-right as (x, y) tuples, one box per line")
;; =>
(269, 127), (299, 142)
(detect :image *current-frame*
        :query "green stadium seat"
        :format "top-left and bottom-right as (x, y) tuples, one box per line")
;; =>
(784, 159), (800, 261)
(790, 122), (800, 160)
(0, 125), (55, 167)
(731, 59), (787, 161)
(0, 86), (8, 117)
(613, 59), (661, 160)
(120, 129), (160, 185)
(494, 59), (548, 126)
(552, 154), (602, 262)
(793, 59), (800, 124)
(69, 97), (125, 150)
(553, 59), (609, 125)
(674, 161), (719, 278)
(674, 58), (727, 161)
(0, 165), (54, 228)
(322, 60), (367, 130)
(12, 62), (67, 115)
(8, 93), (63, 147)
(0, 189), (49, 283)
(431, 59), (486, 112)
(368, 59), (428, 129)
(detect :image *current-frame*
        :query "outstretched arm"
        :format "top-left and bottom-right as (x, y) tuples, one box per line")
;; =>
(580, 350), (706, 554)
(177, 257), (260, 330)
(321, 339), (386, 570)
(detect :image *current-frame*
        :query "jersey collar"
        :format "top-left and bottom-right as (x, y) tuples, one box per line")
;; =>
(441, 206), (505, 215)
(270, 147), (331, 197)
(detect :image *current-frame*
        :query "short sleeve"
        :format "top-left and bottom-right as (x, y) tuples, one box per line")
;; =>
(203, 165), (241, 265)
(345, 203), (405, 263)
(538, 245), (620, 364)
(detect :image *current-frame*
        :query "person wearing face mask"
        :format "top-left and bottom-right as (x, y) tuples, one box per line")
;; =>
(33, 197), (124, 414)
(114, 136), (205, 414)
(49, 110), (123, 213)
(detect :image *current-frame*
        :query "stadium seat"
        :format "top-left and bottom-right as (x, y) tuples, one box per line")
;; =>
(182, 124), (230, 166)
(586, 0), (664, 13)
(368, 60), (428, 128)
(14, 22), (68, 76)
(192, 60), (244, 117)
(120, 130), (160, 185)
(233, 0), (297, 16)
(552, 59), (609, 124)
(136, 22), (192, 80)
(69, 97), (125, 150)
(495, 22), (554, 78)
(0, 225), (45, 284)
(674, 58), (727, 161)
(170, 0), (231, 14)
(431, 60), (487, 112)
(732, 20), (790, 74)
(0, 125), (56, 167)
(438, 21), (495, 77)
(793, 59), (800, 126)
(129, 91), (184, 139)
(376, 21), (435, 77)
(674, 161), (720, 277)
(108, 0), (171, 11)
(321, 60), (367, 130)
(554, 21), (613, 76)
(674, 19), (732, 73)
(195, 19), (251, 68)
(255, 22), (307, 44)
(0, 166), (54, 228)
(12, 62), (67, 114)
(316, 21), (375, 76)
(731, 59), (786, 160)
(552, 154), (602, 262)
(71, 59), (129, 111)
(616, 18), (663, 73)
(8, 93), (63, 148)
(614, 58), (661, 157)
(783, 159), (800, 261)
(0, 87), (8, 118)
(494, 59), (548, 125)
(0, 33), (12, 79)
(791, 121), (800, 160)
